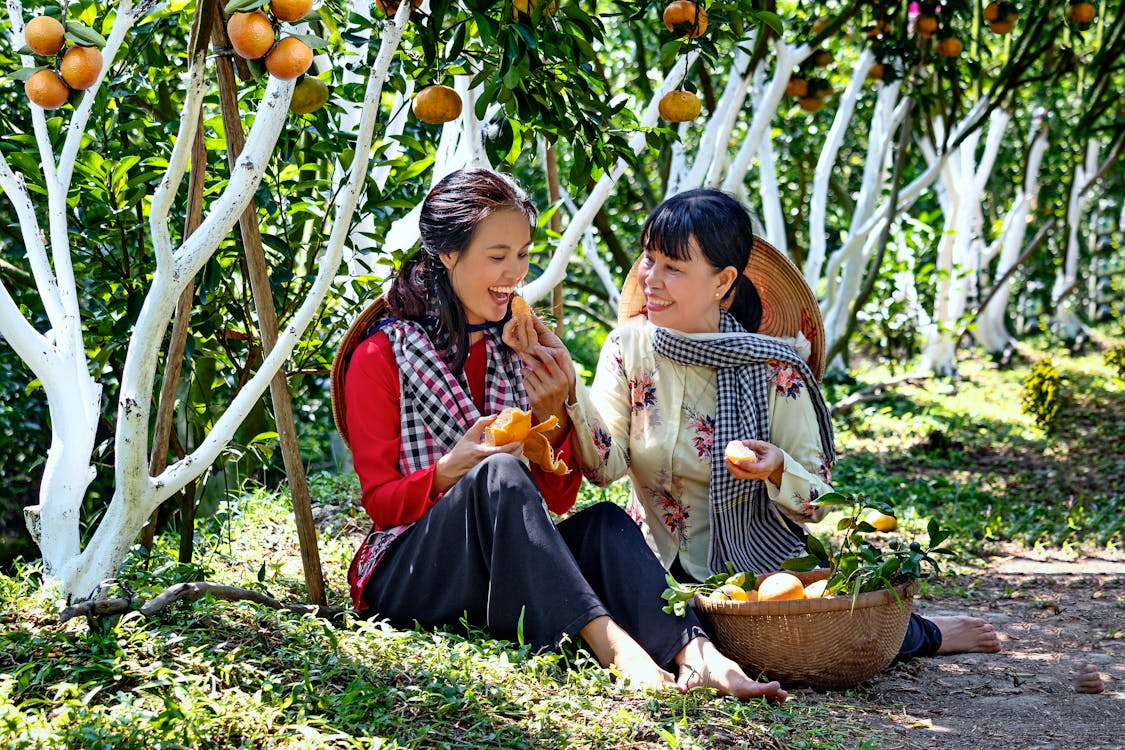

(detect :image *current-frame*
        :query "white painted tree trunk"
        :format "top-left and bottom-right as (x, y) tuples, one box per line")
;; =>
(974, 112), (1049, 353)
(919, 108), (1010, 376)
(1051, 139), (1099, 340)
(2, 0), (412, 600)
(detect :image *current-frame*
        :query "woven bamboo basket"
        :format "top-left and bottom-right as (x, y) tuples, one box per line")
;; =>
(693, 570), (918, 690)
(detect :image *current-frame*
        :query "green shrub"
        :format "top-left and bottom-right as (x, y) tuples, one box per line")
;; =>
(1021, 359), (1063, 431)
(1106, 344), (1125, 380)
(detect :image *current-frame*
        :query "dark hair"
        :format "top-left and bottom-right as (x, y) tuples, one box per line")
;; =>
(639, 188), (763, 333)
(387, 168), (537, 369)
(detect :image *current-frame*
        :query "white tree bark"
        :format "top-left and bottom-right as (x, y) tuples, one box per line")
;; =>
(974, 111), (1048, 353)
(3, 0), (412, 599)
(1051, 138), (1099, 340)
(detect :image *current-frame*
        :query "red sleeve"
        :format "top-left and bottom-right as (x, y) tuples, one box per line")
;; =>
(343, 331), (440, 529)
(530, 423), (581, 515)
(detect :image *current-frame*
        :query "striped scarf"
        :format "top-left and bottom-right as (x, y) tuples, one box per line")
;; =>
(382, 319), (529, 473)
(651, 311), (836, 575)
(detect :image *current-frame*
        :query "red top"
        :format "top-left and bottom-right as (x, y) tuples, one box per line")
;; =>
(344, 330), (581, 529)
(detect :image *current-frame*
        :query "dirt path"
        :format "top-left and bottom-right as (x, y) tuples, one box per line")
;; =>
(807, 545), (1124, 749)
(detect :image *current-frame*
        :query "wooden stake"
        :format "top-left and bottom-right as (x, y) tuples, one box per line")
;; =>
(545, 144), (564, 337)
(210, 15), (326, 605)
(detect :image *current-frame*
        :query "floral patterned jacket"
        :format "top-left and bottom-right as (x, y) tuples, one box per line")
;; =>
(566, 318), (835, 582)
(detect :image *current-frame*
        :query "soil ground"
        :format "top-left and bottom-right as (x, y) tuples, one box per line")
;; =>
(804, 544), (1124, 750)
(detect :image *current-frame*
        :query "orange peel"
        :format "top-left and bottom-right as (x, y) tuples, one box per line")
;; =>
(485, 407), (569, 475)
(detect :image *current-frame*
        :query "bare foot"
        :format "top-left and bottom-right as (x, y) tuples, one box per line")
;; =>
(931, 615), (1002, 655)
(675, 638), (789, 702)
(1075, 663), (1105, 694)
(580, 615), (677, 691)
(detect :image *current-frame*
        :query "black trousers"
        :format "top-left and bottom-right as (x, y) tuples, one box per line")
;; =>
(668, 558), (942, 661)
(364, 454), (706, 666)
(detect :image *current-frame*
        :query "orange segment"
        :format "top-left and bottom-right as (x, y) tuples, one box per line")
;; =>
(485, 407), (533, 446)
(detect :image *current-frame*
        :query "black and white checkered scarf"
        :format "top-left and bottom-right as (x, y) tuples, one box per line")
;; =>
(651, 310), (836, 575)
(381, 319), (529, 474)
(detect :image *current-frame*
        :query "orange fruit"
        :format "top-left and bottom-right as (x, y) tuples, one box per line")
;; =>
(289, 76), (329, 113)
(485, 407), (534, 446)
(724, 440), (758, 467)
(916, 15), (938, 38)
(265, 36), (312, 80)
(785, 78), (808, 97)
(983, 2), (1001, 21)
(412, 84), (462, 124)
(24, 69), (70, 109)
(658, 90), (701, 122)
(662, 0), (708, 39)
(798, 96), (823, 113)
(228, 11), (275, 60)
(867, 63), (885, 80)
(804, 579), (829, 599)
(375, 0), (421, 16)
(510, 295), (533, 322)
(24, 16), (66, 56)
(936, 36), (962, 57)
(811, 48), (833, 67)
(522, 428), (569, 475)
(60, 46), (103, 90)
(864, 510), (898, 532)
(709, 584), (750, 602)
(1068, 2), (1094, 24)
(989, 19), (1015, 34)
(513, 0), (559, 18)
(757, 573), (806, 601)
(270, 0), (313, 22)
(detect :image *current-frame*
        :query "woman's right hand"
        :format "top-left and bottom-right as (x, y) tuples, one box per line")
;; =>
(432, 415), (523, 495)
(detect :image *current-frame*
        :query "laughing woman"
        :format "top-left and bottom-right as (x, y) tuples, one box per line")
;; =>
(335, 169), (786, 699)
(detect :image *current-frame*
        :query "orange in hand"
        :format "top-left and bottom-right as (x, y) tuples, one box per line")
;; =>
(724, 440), (758, 467)
(485, 407), (569, 475)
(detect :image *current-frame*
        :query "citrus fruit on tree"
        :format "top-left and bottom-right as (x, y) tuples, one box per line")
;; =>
(658, 90), (701, 122)
(983, 2), (1001, 21)
(757, 572), (806, 601)
(375, 0), (421, 16)
(270, 0), (313, 23)
(412, 84), (462, 124)
(25, 69), (70, 109)
(289, 76), (329, 114)
(785, 78), (808, 97)
(60, 45), (103, 90)
(265, 36), (312, 80)
(867, 63), (885, 80)
(1068, 2), (1095, 24)
(798, 96), (823, 113)
(513, 0), (559, 18)
(936, 36), (962, 58)
(811, 48), (833, 67)
(989, 19), (1015, 34)
(916, 15), (938, 38)
(662, 0), (708, 39)
(228, 11), (275, 60)
(24, 16), (66, 56)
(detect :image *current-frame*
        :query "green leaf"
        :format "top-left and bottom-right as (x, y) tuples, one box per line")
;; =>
(10, 66), (46, 82)
(290, 34), (330, 50)
(225, 0), (268, 12)
(750, 10), (784, 36)
(64, 20), (107, 48)
(806, 534), (830, 561)
(781, 555), (820, 571)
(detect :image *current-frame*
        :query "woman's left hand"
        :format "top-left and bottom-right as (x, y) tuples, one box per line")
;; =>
(725, 439), (785, 486)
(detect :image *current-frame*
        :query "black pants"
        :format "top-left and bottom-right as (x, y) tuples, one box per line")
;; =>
(364, 454), (705, 666)
(668, 558), (942, 661)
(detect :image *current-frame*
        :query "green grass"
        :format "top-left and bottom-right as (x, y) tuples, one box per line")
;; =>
(827, 337), (1125, 552)
(2, 334), (1122, 748)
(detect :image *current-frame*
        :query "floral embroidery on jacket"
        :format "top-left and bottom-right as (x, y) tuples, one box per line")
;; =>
(818, 453), (832, 484)
(789, 486), (821, 518)
(646, 471), (688, 540)
(684, 406), (715, 460)
(629, 371), (657, 412)
(768, 360), (805, 399)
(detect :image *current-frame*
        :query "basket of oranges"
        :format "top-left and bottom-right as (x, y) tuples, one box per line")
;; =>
(679, 568), (917, 690)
